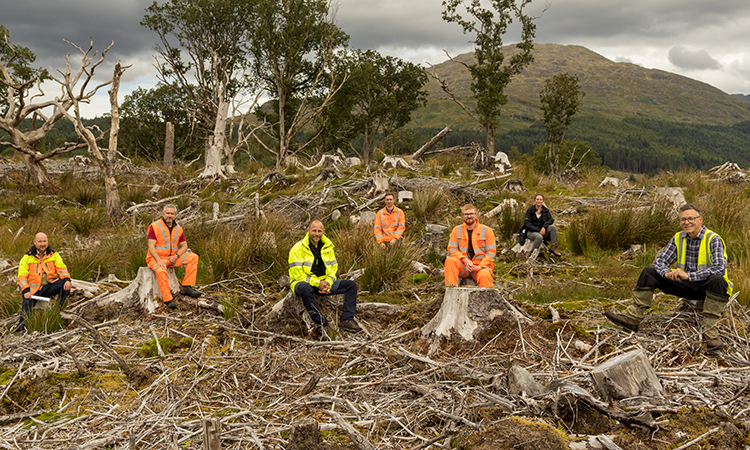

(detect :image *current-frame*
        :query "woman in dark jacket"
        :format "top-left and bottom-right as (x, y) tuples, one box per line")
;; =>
(523, 194), (561, 256)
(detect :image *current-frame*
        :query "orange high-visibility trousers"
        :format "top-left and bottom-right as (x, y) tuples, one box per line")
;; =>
(444, 255), (493, 287)
(146, 252), (199, 302)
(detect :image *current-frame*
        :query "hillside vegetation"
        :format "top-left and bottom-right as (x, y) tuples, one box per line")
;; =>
(415, 43), (750, 130)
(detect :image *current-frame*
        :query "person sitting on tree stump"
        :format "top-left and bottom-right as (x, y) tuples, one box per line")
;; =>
(288, 220), (362, 335)
(16, 232), (71, 333)
(444, 204), (496, 287)
(523, 193), (561, 256)
(374, 192), (405, 248)
(604, 203), (732, 352)
(146, 204), (201, 310)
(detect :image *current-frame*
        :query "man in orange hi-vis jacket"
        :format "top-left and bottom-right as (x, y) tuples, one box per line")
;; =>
(444, 204), (496, 287)
(16, 232), (72, 333)
(374, 192), (405, 248)
(146, 204), (201, 310)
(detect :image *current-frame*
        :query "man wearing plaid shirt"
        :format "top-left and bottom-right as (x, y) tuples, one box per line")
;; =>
(605, 204), (733, 351)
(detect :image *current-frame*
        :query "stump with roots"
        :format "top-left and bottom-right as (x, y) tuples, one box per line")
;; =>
(511, 239), (550, 263)
(421, 287), (532, 355)
(590, 349), (664, 401)
(98, 267), (180, 314)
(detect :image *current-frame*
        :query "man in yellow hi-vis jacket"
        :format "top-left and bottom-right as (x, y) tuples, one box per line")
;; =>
(605, 204), (732, 352)
(16, 232), (71, 332)
(289, 220), (361, 334)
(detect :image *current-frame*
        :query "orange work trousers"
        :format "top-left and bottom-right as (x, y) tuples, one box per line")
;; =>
(444, 255), (493, 287)
(146, 252), (199, 302)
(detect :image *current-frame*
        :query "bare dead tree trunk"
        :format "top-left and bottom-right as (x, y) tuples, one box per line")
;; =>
(104, 62), (125, 223)
(411, 126), (451, 159)
(21, 153), (53, 188)
(164, 122), (174, 169)
(201, 98), (229, 178)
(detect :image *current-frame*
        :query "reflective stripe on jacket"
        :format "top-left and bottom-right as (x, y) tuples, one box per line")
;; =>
(17, 247), (71, 294)
(374, 206), (405, 243)
(447, 222), (497, 269)
(675, 229), (733, 296)
(288, 233), (338, 292)
(147, 219), (184, 259)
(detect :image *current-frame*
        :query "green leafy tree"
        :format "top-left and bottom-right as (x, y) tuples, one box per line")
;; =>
(141, 0), (259, 177)
(318, 49), (428, 163)
(120, 84), (202, 161)
(539, 72), (585, 175)
(438, 0), (538, 156)
(251, 0), (349, 170)
(0, 25), (89, 188)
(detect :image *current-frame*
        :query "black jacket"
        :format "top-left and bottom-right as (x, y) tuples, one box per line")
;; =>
(524, 205), (554, 233)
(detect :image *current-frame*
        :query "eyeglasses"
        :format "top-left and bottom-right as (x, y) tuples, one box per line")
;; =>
(463, 213), (476, 216)
(679, 216), (700, 223)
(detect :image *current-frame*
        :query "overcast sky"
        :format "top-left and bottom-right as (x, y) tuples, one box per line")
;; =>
(3, 0), (749, 117)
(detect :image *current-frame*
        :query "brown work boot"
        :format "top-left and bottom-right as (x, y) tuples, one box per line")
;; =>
(705, 336), (723, 352)
(604, 310), (640, 332)
(339, 319), (362, 333)
(165, 300), (177, 310)
(549, 244), (562, 257)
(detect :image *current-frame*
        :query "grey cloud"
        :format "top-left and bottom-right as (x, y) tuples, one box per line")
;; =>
(668, 46), (722, 70)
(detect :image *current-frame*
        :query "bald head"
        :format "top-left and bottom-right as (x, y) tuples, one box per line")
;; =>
(34, 233), (49, 254)
(308, 220), (325, 245)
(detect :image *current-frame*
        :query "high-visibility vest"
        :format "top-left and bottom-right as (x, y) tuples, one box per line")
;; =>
(674, 228), (733, 296)
(17, 247), (71, 294)
(148, 219), (185, 258)
(288, 233), (338, 292)
(447, 222), (496, 269)
(374, 206), (405, 243)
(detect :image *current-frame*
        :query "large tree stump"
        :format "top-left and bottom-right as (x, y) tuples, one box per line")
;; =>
(421, 288), (532, 354)
(590, 349), (663, 401)
(98, 267), (180, 314)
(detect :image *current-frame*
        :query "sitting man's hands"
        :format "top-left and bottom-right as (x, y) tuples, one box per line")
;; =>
(318, 280), (331, 294)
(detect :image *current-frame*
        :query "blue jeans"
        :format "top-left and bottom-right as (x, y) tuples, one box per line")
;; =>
(293, 279), (358, 326)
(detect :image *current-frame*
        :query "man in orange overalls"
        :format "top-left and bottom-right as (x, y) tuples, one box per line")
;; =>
(374, 192), (405, 248)
(444, 204), (496, 287)
(146, 204), (201, 310)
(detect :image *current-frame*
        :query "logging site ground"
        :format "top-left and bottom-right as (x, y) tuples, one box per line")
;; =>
(1, 153), (750, 449)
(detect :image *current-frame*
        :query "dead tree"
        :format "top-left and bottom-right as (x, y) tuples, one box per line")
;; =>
(52, 40), (128, 222)
(0, 31), (87, 188)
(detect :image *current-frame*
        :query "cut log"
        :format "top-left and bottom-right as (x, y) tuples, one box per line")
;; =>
(259, 289), (404, 334)
(590, 349), (663, 401)
(96, 267), (180, 314)
(421, 288), (532, 354)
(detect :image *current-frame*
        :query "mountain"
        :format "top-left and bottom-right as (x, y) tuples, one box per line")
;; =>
(410, 43), (750, 131)
(734, 94), (750, 103)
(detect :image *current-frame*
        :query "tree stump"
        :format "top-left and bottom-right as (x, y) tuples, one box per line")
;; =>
(98, 266), (180, 314)
(421, 287), (532, 355)
(511, 239), (549, 263)
(508, 364), (545, 397)
(590, 349), (663, 401)
(286, 417), (320, 450)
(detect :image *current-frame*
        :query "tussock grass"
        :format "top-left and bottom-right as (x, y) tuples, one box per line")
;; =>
(568, 206), (673, 254)
(329, 224), (372, 275)
(121, 185), (149, 204)
(64, 208), (107, 237)
(25, 303), (66, 334)
(494, 205), (526, 242)
(188, 214), (295, 284)
(359, 241), (422, 294)
(20, 199), (43, 219)
(68, 182), (104, 207)
(411, 189), (447, 223)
